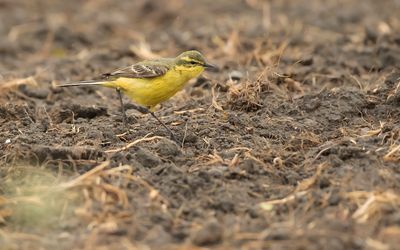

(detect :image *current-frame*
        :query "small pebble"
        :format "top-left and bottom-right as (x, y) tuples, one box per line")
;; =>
(229, 70), (243, 80)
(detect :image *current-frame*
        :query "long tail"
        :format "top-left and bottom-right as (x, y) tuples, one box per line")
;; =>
(57, 80), (109, 87)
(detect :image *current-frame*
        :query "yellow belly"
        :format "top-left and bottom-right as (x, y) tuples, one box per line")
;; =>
(104, 67), (204, 110)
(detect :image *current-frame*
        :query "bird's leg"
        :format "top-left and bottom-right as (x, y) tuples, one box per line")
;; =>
(149, 112), (177, 142)
(129, 103), (177, 142)
(116, 88), (128, 127)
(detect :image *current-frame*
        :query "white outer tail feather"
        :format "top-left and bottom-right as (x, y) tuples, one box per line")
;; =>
(57, 80), (107, 87)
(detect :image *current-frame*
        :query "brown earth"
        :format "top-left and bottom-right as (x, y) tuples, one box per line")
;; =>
(1, 0), (400, 249)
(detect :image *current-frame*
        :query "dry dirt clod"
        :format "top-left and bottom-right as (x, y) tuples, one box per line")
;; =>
(19, 85), (50, 99)
(135, 148), (161, 168)
(143, 225), (173, 245)
(20, 144), (105, 162)
(62, 104), (108, 119)
(154, 138), (181, 157)
(191, 220), (223, 246)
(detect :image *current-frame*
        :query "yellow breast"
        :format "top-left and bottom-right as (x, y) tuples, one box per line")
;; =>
(107, 66), (204, 110)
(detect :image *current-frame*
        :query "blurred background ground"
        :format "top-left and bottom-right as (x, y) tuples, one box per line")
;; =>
(1, 0), (400, 249)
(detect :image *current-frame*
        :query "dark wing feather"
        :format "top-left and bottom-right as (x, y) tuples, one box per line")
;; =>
(101, 61), (170, 80)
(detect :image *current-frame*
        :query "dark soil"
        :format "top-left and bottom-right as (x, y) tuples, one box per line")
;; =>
(1, 0), (400, 249)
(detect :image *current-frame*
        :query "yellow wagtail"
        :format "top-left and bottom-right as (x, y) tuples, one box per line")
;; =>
(58, 50), (217, 141)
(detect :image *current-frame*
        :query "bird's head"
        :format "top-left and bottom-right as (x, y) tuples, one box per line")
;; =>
(175, 50), (217, 72)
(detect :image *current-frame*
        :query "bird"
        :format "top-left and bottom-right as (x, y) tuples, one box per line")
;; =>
(58, 50), (217, 142)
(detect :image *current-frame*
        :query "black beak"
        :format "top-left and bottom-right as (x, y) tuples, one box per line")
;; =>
(204, 62), (219, 71)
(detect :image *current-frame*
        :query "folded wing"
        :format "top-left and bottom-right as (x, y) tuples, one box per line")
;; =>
(102, 61), (171, 79)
